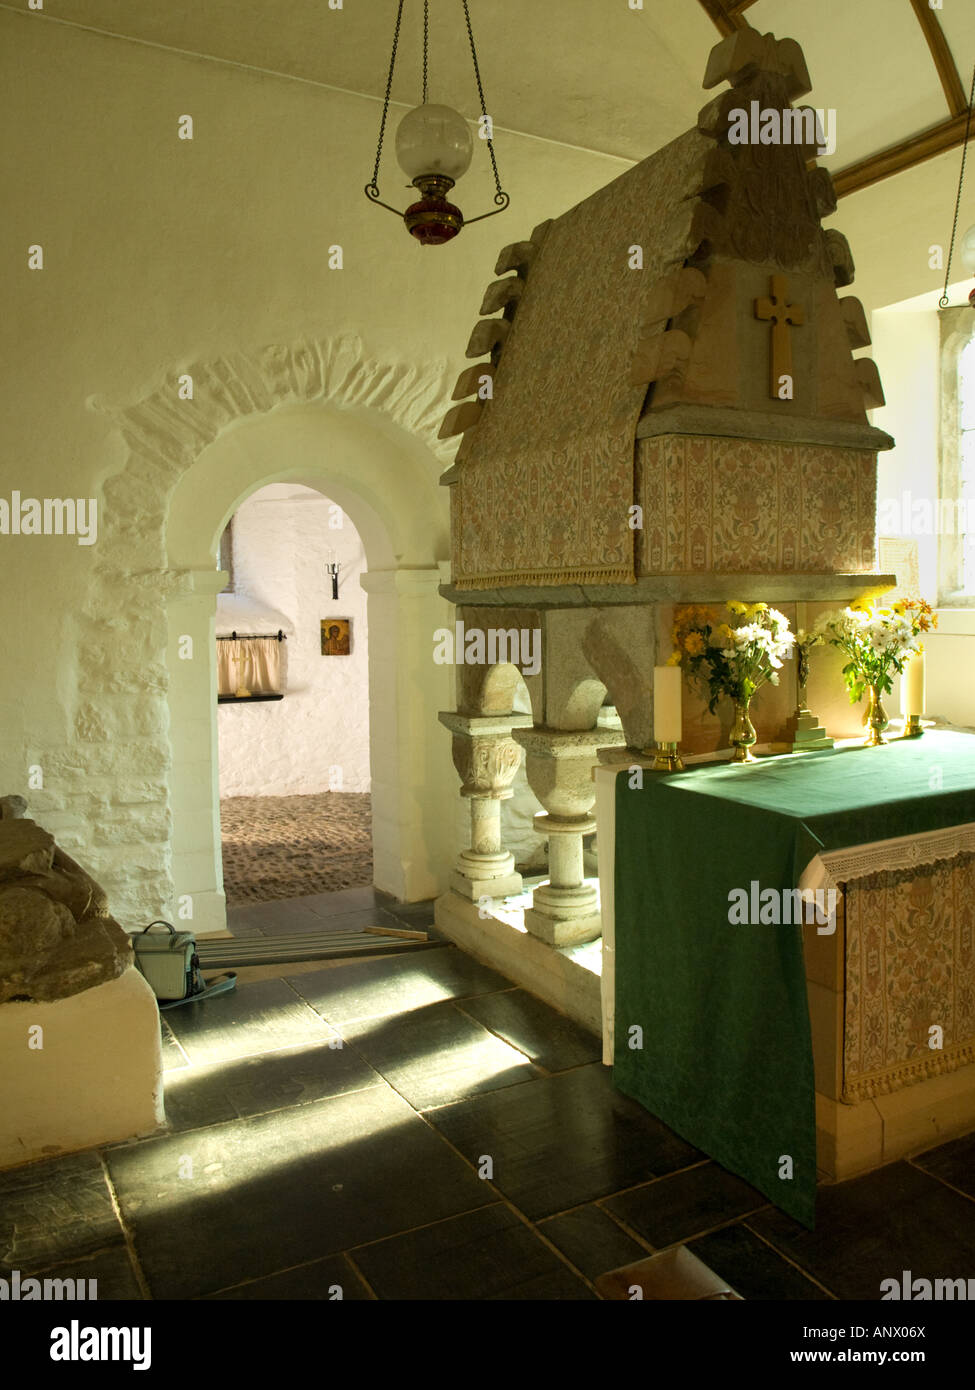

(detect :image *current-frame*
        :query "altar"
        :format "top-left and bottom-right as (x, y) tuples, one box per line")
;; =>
(596, 732), (975, 1226)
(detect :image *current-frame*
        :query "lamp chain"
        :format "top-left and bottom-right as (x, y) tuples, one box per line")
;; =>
(461, 0), (506, 204)
(422, 0), (429, 105)
(939, 62), (975, 309)
(367, 0), (406, 196)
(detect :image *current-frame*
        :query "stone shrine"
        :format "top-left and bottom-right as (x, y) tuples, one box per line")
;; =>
(435, 25), (894, 991)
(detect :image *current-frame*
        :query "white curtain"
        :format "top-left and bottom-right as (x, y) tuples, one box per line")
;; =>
(217, 638), (282, 696)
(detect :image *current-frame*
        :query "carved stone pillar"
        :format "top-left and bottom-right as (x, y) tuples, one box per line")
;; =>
(513, 726), (627, 946)
(439, 712), (533, 901)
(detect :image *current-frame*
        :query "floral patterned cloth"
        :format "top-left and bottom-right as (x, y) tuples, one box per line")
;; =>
(451, 129), (714, 588)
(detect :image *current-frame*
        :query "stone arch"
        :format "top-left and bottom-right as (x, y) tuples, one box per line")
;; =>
(77, 335), (457, 933)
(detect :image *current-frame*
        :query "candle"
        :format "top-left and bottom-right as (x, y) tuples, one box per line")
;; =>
(653, 666), (683, 743)
(901, 652), (925, 716)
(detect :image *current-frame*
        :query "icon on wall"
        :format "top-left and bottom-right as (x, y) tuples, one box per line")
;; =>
(321, 619), (352, 656)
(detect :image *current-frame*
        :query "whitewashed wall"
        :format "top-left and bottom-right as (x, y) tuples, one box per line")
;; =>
(216, 484), (370, 796)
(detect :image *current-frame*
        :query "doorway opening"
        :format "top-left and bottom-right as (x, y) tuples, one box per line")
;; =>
(214, 483), (372, 909)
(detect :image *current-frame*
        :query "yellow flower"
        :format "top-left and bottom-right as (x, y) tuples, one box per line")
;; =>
(727, 600), (747, 616)
(684, 632), (706, 656)
(746, 602), (769, 617)
(892, 600), (907, 615)
(717, 623), (734, 639)
(666, 650), (682, 666)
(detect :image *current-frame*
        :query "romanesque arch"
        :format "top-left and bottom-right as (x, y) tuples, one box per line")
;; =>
(81, 336), (457, 932)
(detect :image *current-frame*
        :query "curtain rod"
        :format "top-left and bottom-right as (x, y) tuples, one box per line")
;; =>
(216, 630), (286, 641)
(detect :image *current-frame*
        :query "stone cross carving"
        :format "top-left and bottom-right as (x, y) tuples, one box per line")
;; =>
(755, 274), (804, 399)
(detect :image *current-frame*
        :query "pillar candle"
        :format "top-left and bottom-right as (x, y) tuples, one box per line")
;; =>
(901, 652), (925, 716)
(653, 666), (683, 743)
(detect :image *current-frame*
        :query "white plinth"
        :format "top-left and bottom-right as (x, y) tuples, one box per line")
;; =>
(0, 966), (165, 1170)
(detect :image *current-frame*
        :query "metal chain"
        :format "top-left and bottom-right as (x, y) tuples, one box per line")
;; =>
(461, 0), (506, 204)
(367, 0), (406, 195)
(422, 0), (429, 105)
(940, 62), (975, 308)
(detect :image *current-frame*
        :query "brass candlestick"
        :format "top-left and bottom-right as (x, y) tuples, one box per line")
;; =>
(651, 741), (684, 772)
(901, 715), (923, 738)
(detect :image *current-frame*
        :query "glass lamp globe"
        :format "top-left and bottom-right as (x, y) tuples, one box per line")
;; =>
(395, 103), (473, 185)
(961, 223), (975, 275)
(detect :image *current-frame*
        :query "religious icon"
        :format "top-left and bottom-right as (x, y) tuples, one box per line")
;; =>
(321, 618), (352, 655)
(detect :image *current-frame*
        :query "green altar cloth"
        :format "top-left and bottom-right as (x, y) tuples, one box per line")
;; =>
(613, 732), (975, 1228)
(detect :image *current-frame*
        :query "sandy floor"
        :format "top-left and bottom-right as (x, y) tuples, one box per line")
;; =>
(219, 792), (372, 906)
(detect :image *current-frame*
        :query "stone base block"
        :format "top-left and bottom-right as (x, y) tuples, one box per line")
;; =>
(523, 905), (604, 947)
(816, 1058), (975, 1182)
(434, 889), (602, 1032)
(450, 869), (525, 901)
(0, 966), (165, 1171)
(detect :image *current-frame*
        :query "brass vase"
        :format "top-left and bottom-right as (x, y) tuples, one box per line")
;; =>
(730, 698), (758, 763)
(863, 684), (889, 746)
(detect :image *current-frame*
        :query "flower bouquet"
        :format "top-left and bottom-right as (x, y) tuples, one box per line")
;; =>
(669, 601), (796, 762)
(808, 599), (937, 745)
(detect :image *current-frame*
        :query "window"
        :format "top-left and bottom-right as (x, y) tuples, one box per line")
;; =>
(938, 309), (975, 604)
(218, 518), (234, 594)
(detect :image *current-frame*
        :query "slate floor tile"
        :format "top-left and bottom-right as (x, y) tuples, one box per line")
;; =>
(749, 1161), (975, 1301)
(25, 1244), (145, 1301)
(538, 1204), (649, 1282)
(912, 1132), (975, 1199)
(258, 906), (406, 938)
(427, 1064), (702, 1219)
(688, 1224), (832, 1301)
(286, 946), (513, 1025)
(227, 898), (321, 936)
(301, 887), (396, 917)
(163, 976), (330, 1064)
(351, 1204), (594, 1300)
(104, 1085), (493, 1299)
(0, 1151), (122, 1275)
(206, 1252), (372, 1300)
(604, 1163), (767, 1248)
(342, 1002), (538, 1109)
(162, 1036), (382, 1133)
(159, 1019), (189, 1072)
(458, 989), (602, 1072)
(385, 899), (437, 929)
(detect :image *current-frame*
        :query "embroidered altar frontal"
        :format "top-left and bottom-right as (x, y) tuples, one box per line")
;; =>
(636, 435), (878, 574)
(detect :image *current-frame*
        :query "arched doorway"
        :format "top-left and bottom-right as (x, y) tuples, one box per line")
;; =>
(160, 402), (455, 935)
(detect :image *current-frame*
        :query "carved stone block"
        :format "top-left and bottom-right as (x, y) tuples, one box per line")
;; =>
(439, 400), (484, 440)
(839, 296), (871, 350)
(855, 357), (886, 409)
(452, 362), (495, 402)
(480, 277), (524, 316)
(824, 229), (856, 288)
(466, 318), (510, 358)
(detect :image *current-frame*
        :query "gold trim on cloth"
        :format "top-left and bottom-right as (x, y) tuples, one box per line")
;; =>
(453, 566), (636, 589)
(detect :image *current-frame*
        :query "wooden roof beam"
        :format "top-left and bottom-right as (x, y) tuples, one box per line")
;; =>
(909, 0), (967, 115)
(832, 110), (971, 198)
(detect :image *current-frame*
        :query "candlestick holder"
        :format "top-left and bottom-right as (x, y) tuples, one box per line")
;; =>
(326, 562), (339, 600)
(901, 715), (923, 739)
(651, 741), (684, 772)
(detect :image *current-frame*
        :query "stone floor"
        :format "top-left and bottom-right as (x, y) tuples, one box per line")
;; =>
(2, 887), (975, 1300)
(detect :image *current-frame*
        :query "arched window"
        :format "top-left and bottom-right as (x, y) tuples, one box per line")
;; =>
(218, 517), (234, 594)
(938, 309), (975, 604)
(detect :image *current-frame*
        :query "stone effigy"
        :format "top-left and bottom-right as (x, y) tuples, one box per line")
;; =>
(0, 807), (132, 1005)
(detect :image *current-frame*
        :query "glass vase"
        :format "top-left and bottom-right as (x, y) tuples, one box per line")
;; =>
(730, 697), (758, 763)
(863, 684), (889, 746)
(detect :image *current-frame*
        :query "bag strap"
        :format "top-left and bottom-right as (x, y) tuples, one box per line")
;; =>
(141, 920), (177, 936)
(159, 972), (237, 1011)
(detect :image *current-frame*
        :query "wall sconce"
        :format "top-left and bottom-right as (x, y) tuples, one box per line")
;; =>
(326, 549), (339, 600)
